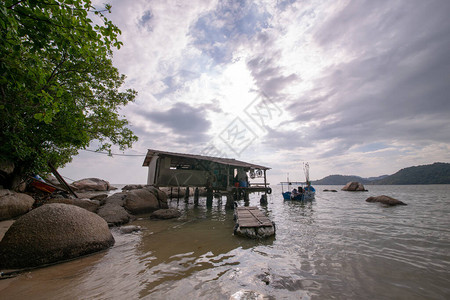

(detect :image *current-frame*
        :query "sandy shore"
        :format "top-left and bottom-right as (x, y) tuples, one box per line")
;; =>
(0, 220), (14, 241)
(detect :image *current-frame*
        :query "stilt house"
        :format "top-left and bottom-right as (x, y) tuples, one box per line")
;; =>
(142, 149), (270, 193)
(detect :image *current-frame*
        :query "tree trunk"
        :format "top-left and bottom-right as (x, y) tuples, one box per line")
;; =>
(3, 165), (27, 192)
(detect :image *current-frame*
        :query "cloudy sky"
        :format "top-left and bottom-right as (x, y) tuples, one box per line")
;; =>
(62, 0), (450, 184)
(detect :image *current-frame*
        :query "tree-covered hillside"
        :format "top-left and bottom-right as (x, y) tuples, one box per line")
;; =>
(312, 163), (449, 185)
(312, 175), (369, 185)
(373, 163), (450, 184)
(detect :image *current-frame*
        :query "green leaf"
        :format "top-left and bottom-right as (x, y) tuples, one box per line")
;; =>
(0, 0), (137, 183)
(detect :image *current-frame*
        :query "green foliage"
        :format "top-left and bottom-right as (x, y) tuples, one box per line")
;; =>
(0, 0), (137, 179)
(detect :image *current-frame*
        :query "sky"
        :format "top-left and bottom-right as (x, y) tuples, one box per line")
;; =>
(61, 0), (450, 184)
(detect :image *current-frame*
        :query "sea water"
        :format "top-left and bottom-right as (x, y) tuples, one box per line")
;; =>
(0, 185), (449, 299)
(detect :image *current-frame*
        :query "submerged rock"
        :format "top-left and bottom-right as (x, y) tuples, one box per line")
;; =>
(0, 203), (114, 269)
(150, 208), (181, 219)
(366, 195), (407, 206)
(0, 189), (35, 221)
(230, 289), (270, 300)
(118, 225), (141, 234)
(341, 181), (367, 191)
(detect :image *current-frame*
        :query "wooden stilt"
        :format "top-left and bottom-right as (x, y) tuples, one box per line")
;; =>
(206, 187), (213, 207)
(194, 187), (199, 206)
(226, 193), (234, 209)
(184, 186), (189, 203)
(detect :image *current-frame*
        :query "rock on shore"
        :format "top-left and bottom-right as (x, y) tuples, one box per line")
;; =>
(46, 197), (100, 213)
(0, 189), (35, 221)
(97, 186), (168, 226)
(0, 203), (114, 269)
(71, 178), (116, 191)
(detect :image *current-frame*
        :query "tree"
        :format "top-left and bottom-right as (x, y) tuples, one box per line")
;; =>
(0, 0), (137, 189)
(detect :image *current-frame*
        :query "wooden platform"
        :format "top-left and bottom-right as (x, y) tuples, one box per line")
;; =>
(234, 206), (275, 238)
(235, 206), (273, 228)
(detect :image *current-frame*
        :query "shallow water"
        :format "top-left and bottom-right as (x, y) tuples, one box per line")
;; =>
(1, 185), (449, 299)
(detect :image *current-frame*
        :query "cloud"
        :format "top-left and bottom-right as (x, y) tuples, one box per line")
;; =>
(276, 0), (450, 156)
(246, 56), (301, 97)
(62, 0), (450, 183)
(190, 0), (270, 64)
(133, 102), (212, 142)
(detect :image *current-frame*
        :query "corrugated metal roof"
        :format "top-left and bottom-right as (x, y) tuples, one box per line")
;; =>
(142, 149), (270, 170)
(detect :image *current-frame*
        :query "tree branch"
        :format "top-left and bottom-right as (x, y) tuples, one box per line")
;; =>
(7, 1), (26, 10)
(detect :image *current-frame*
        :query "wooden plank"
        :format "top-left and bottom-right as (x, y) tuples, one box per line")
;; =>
(236, 206), (273, 228)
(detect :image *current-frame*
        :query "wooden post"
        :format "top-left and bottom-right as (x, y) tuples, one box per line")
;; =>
(194, 187), (199, 206)
(264, 170), (267, 189)
(227, 166), (230, 188)
(206, 187), (213, 207)
(226, 192), (234, 209)
(260, 194), (267, 205)
(244, 189), (249, 206)
(48, 163), (78, 198)
(184, 186), (189, 203)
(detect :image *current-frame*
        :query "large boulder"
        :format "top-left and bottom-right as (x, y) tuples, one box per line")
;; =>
(0, 203), (114, 269)
(366, 195), (407, 206)
(0, 189), (35, 221)
(104, 192), (127, 206)
(46, 198), (100, 213)
(342, 181), (367, 191)
(124, 188), (162, 214)
(146, 186), (168, 205)
(97, 203), (133, 226)
(71, 178), (111, 191)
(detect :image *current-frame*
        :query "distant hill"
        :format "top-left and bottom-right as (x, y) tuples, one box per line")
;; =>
(373, 162), (450, 184)
(312, 162), (450, 185)
(312, 175), (368, 185)
(365, 175), (390, 182)
(312, 174), (389, 185)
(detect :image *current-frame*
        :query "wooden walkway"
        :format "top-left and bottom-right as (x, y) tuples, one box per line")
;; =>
(234, 206), (275, 238)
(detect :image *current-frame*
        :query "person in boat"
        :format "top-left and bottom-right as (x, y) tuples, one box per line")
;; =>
(298, 186), (303, 194)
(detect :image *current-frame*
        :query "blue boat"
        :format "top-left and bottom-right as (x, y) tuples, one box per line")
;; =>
(281, 163), (316, 201)
(281, 183), (316, 201)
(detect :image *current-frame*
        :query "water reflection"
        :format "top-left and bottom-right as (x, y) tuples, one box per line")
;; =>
(128, 196), (274, 296)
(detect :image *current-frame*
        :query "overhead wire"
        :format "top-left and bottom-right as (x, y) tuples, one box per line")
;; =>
(81, 149), (146, 157)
